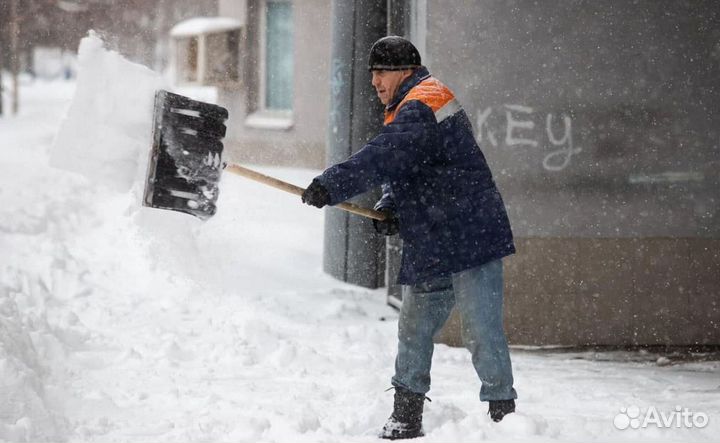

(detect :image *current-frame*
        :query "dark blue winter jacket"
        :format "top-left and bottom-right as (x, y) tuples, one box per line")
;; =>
(316, 66), (515, 284)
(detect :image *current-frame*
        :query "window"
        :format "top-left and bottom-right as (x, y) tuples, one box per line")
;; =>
(265, 1), (293, 110)
(246, 0), (294, 129)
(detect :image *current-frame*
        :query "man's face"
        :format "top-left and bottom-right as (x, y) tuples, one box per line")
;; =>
(371, 69), (413, 105)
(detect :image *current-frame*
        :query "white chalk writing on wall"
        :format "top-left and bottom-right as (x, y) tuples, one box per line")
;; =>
(476, 105), (582, 171)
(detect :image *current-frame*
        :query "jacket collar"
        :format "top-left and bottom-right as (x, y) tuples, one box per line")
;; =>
(385, 66), (430, 111)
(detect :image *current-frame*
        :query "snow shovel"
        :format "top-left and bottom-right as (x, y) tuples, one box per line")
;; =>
(143, 90), (385, 221)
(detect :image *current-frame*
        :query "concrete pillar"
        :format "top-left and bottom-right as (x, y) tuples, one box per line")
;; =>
(323, 0), (387, 288)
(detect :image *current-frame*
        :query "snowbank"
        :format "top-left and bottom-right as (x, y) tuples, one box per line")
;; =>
(0, 79), (84, 442)
(0, 288), (62, 442)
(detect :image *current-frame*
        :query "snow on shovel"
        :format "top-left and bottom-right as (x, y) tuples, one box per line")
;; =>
(144, 90), (385, 221)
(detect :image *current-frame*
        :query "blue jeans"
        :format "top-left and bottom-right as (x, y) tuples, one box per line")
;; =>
(391, 259), (517, 401)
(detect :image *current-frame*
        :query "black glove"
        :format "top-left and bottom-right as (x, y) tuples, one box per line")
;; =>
(373, 208), (400, 236)
(301, 179), (330, 208)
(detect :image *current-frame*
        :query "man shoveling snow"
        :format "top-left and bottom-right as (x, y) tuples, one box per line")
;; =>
(301, 36), (518, 439)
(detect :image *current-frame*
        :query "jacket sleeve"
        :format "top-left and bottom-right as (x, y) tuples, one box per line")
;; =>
(315, 100), (441, 205)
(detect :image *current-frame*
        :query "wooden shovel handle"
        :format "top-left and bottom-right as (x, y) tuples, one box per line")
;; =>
(225, 163), (386, 221)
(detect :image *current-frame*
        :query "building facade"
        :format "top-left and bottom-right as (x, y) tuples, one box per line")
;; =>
(418, 0), (719, 346)
(215, 0), (720, 346)
(217, 0), (332, 168)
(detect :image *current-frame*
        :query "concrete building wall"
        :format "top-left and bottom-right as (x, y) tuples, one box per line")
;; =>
(435, 238), (720, 347)
(421, 0), (720, 346)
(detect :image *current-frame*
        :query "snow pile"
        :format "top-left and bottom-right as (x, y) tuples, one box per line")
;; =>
(50, 31), (165, 192)
(0, 79), (89, 442)
(0, 284), (62, 442)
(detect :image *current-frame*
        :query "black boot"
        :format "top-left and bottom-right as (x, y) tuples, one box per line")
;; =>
(379, 387), (426, 440)
(488, 399), (515, 422)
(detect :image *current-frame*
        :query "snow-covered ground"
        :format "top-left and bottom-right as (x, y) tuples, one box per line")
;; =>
(0, 42), (718, 442)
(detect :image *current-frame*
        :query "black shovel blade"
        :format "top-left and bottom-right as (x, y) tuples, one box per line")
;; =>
(143, 90), (229, 220)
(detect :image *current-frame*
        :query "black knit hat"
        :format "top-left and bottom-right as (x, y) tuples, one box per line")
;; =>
(368, 36), (421, 71)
